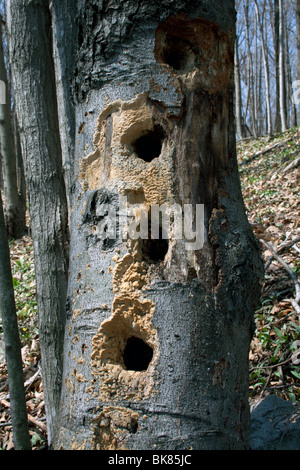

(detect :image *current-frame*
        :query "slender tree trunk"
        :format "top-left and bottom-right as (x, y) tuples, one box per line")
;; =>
(49, 0), (77, 220)
(284, 8), (296, 129)
(0, 190), (31, 450)
(254, 9), (260, 134)
(234, 39), (244, 139)
(7, 0), (69, 445)
(254, 0), (272, 136)
(296, 0), (300, 125)
(279, 0), (287, 131)
(273, 0), (282, 132)
(12, 109), (26, 218)
(0, 21), (26, 238)
(243, 0), (258, 137)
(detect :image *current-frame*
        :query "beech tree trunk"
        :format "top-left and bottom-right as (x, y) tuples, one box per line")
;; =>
(273, 0), (282, 132)
(234, 39), (244, 139)
(242, 0), (258, 137)
(297, 0), (300, 125)
(279, 0), (287, 131)
(8, 0), (263, 450)
(254, 0), (272, 136)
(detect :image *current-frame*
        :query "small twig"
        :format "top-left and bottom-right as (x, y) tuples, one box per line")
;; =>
(281, 155), (300, 174)
(27, 414), (47, 433)
(250, 356), (292, 372)
(0, 421), (12, 428)
(0, 398), (47, 433)
(290, 299), (300, 315)
(24, 365), (41, 392)
(264, 236), (300, 270)
(277, 236), (300, 253)
(0, 364), (41, 393)
(260, 239), (300, 307)
(260, 368), (273, 397)
(0, 381), (8, 393)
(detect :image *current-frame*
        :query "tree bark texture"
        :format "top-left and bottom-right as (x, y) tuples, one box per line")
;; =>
(274, 0), (282, 133)
(0, 21), (26, 239)
(279, 0), (287, 131)
(297, 0), (300, 125)
(49, 0), (263, 450)
(7, 0), (69, 444)
(254, 0), (272, 136)
(234, 39), (244, 140)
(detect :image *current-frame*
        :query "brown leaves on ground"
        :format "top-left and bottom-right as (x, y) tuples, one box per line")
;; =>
(238, 128), (300, 403)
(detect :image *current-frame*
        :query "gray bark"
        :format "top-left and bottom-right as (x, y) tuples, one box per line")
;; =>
(254, 0), (272, 136)
(274, 0), (282, 132)
(53, 0), (263, 450)
(0, 190), (31, 450)
(297, 0), (300, 125)
(7, 0), (69, 445)
(242, 0), (258, 137)
(49, 0), (77, 218)
(0, 21), (26, 238)
(279, 0), (287, 131)
(234, 39), (244, 139)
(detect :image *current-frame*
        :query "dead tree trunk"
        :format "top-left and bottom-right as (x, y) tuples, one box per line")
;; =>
(8, 0), (263, 450)
(54, 0), (263, 450)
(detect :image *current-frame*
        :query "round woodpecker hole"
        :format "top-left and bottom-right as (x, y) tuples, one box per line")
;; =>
(123, 336), (153, 371)
(132, 125), (165, 162)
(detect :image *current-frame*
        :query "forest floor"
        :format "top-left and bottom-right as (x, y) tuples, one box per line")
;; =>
(0, 127), (299, 450)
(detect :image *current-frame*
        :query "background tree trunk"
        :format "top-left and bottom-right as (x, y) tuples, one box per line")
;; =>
(279, 0), (287, 131)
(243, 0), (258, 137)
(0, 21), (26, 239)
(49, 0), (77, 219)
(273, 0), (282, 132)
(7, 0), (69, 445)
(234, 38), (244, 139)
(254, 0), (272, 136)
(297, 0), (300, 125)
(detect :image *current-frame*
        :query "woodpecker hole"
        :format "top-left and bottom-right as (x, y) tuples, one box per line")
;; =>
(161, 38), (195, 70)
(141, 215), (169, 263)
(131, 125), (165, 162)
(123, 336), (153, 371)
